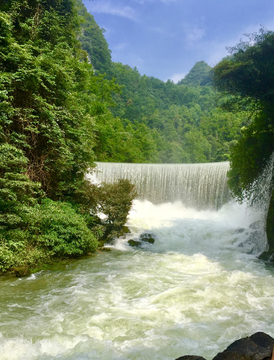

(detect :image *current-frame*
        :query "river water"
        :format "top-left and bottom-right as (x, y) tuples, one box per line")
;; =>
(1, 199), (274, 360)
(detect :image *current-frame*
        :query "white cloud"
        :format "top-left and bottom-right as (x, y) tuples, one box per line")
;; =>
(185, 26), (205, 44)
(88, 1), (137, 20)
(166, 72), (186, 83)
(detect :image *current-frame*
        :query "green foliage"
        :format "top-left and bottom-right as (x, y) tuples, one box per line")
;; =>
(95, 179), (137, 241)
(227, 117), (274, 200)
(0, 1), (137, 273)
(34, 199), (98, 257)
(74, 179), (137, 242)
(0, 246), (14, 272)
(213, 28), (274, 106)
(76, 0), (113, 76)
(0, 1), (97, 196)
(108, 62), (244, 163)
(0, 198), (99, 272)
(0, 144), (98, 272)
(213, 28), (274, 199)
(0, 143), (42, 231)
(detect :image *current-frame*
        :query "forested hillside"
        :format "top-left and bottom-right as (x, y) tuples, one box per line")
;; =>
(77, 0), (246, 163)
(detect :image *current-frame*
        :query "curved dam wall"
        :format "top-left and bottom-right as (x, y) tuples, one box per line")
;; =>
(90, 162), (231, 210)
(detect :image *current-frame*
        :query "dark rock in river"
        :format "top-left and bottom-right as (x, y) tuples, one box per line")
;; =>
(139, 232), (156, 244)
(128, 232), (157, 247)
(175, 356), (206, 360)
(128, 239), (142, 247)
(212, 332), (274, 360)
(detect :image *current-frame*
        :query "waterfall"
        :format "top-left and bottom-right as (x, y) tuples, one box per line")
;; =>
(89, 161), (231, 210)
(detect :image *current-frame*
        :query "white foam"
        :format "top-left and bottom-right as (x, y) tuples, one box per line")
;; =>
(0, 200), (273, 360)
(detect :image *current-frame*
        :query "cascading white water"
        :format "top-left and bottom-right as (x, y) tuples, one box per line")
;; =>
(1, 161), (273, 360)
(90, 162), (231, 210)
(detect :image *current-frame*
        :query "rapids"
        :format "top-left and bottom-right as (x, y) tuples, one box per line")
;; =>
(1, 199), (274, 360)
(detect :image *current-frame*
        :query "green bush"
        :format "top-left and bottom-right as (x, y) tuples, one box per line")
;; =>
(0, 196), (99, 273)
(34, 199), (98, 257)
(0, 246), (14, 273)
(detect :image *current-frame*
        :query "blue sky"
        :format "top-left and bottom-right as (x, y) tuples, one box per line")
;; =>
(83, 0), (274, 83)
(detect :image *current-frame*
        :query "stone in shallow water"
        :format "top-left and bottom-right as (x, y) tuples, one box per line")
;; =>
(175, 356), (206, 360)
(139, 232), (156, 243)
(128, 239), (142, 247)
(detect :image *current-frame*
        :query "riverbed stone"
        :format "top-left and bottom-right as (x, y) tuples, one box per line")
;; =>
(175, 356), (207, 360)
(139, 232), (156, 243)
(212, 332), (274, 360)
(128, 239), (142, 247)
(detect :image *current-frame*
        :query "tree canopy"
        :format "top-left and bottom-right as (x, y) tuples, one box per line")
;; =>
(213, 28), (274, 199)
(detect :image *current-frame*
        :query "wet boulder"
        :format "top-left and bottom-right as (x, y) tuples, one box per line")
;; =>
(139, 232), (156, 244)
(128, 232), (157, 247)
(175, 356), (206, 360)
(212, 332), (274, 360)
(128, 239), (142, 247)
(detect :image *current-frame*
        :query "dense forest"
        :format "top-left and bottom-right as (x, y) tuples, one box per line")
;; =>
(0, 0), (274, 273)
(77, 0), (247, 164)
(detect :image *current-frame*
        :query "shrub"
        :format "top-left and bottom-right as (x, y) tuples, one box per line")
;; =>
(34, 199), (98, 257)
(74, 178), (137, 242)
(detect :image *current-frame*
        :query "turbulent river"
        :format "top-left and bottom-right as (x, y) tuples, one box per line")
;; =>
(1, 162), (274, 360)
